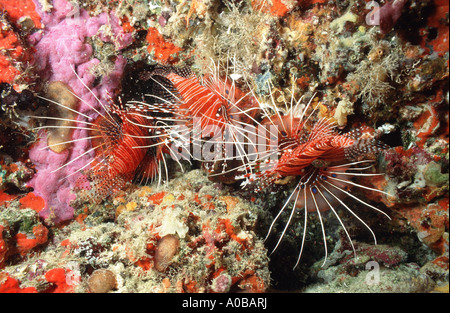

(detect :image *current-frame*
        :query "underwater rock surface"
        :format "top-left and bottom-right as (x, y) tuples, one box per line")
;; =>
(2, 169), (270, 292)
(0, 0), (448, 293)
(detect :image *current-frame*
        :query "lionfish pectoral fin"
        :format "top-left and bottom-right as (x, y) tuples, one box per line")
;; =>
(151, 65), (195, 80)
(344, 138), (389, 160)
(171, 66), (195, 79)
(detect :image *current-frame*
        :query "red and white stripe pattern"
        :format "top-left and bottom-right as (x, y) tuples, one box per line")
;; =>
(105, 114), (151, 177)
(165, 72), (228, 128)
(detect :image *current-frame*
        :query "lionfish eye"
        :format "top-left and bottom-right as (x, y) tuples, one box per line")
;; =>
(281, 131), (287, 136)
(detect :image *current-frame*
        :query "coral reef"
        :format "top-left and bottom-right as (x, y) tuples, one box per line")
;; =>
(1, 169), (270, 292)
(87, 269), (117, 293)
(0, 0), (448, 294)
(0, 5), (37, 88)
(0, 207), (49, 268)
(26, 0), (133, 224)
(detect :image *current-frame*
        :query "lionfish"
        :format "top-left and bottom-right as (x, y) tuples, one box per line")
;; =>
(145, 63), (394, 268)
(239, 88), (394, 269)
(147, 61), (262, 183)
(134, 63), (394, 269)
(31, 60), (393, 270)
(31, 67), (181, 202)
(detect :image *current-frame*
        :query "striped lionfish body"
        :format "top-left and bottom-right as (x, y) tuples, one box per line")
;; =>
(272, 122), (387, 177)
(149, 65), (261, 183)
(34, 69), (177, 203)
(80, 106), (169, 201)
(243, 95), (392, 269)
(150, 66), (229, 130)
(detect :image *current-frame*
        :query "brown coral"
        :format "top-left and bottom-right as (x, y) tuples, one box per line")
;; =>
(154, 234), (180, 272)
(44, 81), (79, 153)
(87, 269), (117, 293)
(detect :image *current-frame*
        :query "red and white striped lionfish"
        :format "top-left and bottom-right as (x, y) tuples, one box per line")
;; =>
(146, 62), (394, 269)
(32, 67), (183, 202)
(147, 61), (262, 183)
(33, 59), (260, 200)
(238, 87), (394, 269)
(33, 61), (393, 270)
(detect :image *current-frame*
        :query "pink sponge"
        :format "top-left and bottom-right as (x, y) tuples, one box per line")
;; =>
(28, 0), (132, 224)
